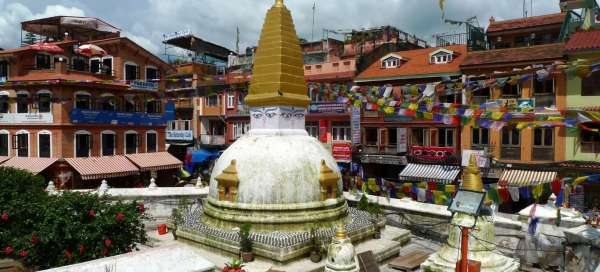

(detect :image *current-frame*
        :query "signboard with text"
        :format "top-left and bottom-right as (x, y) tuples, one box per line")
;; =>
(0, 113), (53, 123)
(397, 128), (407, 153)
(351, 107), (361, 144)
(332, 142), (352, 162)
(166, 130), (193, 141)
(308, 102), (348, 115)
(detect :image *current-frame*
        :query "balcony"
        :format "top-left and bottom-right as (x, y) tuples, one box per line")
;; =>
(533, 94), (555, 108)
(532, 146), (554, 161)
(70, 108), (170, 126)
(500, 146), (521, 160)
(200, 134), (226, 145)
(173, 99), (194, 109)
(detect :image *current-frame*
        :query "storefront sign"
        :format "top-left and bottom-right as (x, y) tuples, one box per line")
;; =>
(162, 29), (192, 41)
(397, 128), (407, 153)
(71, 110), (168, 126)
(410, 146), (455, 160)
(384, 114), (413, 122)
(351, 106), (361, 144)
(308, 102), (348, 114)
(319, 120), (328, 143)
(461, 149), (489, 168)
(332, 142), (352, 162)
(0, 113), (53, 123)
(129, 81), (158, 91)
(166, 130), (193, 141)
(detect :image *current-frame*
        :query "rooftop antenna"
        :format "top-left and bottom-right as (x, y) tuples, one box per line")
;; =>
(523, 0), (527, 17)
(531, 0), (533, 17)
(235, 25), (240, 54)
(311, 2), (316, 41)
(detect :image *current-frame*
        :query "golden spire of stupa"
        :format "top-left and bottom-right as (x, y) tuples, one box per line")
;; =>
(245, 0), (310, 108)
(461, 154), (484, 192)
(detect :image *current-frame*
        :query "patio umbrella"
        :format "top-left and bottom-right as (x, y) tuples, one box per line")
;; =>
(75, 44), (107, 57)
(28, 42), (64, 54)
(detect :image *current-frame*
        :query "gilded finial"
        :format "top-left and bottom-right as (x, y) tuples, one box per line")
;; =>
(274, 0), (284, 7)
(335, 224), (347, 239)
(461, 154), (484, 192)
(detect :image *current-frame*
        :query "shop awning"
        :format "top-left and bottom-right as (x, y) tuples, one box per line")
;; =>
(398, 163), (461, 184)
(1, 157), (58, 174)
(499, 169), (557, 187)
(65, 155), (139, 180)
(125, 152), (182, 171)
(191, 149), (219, 164)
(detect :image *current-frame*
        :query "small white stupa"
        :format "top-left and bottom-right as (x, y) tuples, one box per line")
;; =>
(325, 226), (359, 272)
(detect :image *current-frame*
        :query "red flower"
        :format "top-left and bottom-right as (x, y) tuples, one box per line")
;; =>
(4, 246), (13, 255)
(19, 250), (28, 257)
(78, 245), (85, 255)
(1, 212), (8, 221)
(115, 212), (125, 221)
(137, 203), (145, 213)
(88, 210), (96, 217)
(31, 235), (39, 245)
(65, 250), (73, 261)
(104, 239), (112, 247)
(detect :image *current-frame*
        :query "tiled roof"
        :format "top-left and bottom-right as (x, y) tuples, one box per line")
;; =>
(565, 29), (600, 52)
(8, 71), (118, 82)
(66, 155), (139, 180)
(487, 13), (566, 33)
(305, 71), (355, 82)
(125, 152), (182, 171)
(1, 157), (58, 174)
(461, 43), (564, 68)
(355, 44), (467, 82)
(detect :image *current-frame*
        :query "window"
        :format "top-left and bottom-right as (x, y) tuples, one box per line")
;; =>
(0, 61), (8, 81)
(0, 131), (8, 156)
(15, 131), (29, 157)
(306, 121), (319, 138)
(145, 99), (161, 114)
(582, 70), (600, 96)
(387, 128), (397, 146)
(37, 90), (51, 113)
(101, 57), (113, 76)
(227, 94), (235, 109)
(71, 56), (88, 72)
(533, 127), (554, 160)
(332, 121), (351, 141)
(502, 83), (520, 98)
(125, 131), (138, 154)
(90, 58), (101, 74)
(75, 131), (91, 158)
(75, 92), (92, 110)
(145, 66), (159, 81)
(232, 122), (249, 139)
(411, 128), (431, 147)
(365, 127), (378, 145)
(35, 54), (52, 70)
(382, 57), (399, 69)
(0, 93), (8, 113)
(123, 95), (138, 112)
(16, 92), (28, 113)
(430, 53), (452, 64)
(101, 131), (116, 156)
(534, 76), (555, 107)
(124, 62), (139, 81)
(472, 128), (489, 149)
(146, 131), (157, 153)
(581, 124), (600, 153)
(472, 87), (490, 105)
(38, 131), (51, 158)
(100, 94), (116, 111)
(437, 128), (454, 147)
(206, 95), (219, 107)
(439, 94), (459, 104)
(501, 126), (521, 160)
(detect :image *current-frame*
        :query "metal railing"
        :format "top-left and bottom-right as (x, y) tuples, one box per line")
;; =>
(435, 33), (467, 47)
(532, 147), (554, 161)
(500, 146), (521, 160)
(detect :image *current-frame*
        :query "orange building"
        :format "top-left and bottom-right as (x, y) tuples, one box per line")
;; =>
(0, 16), (179, 188)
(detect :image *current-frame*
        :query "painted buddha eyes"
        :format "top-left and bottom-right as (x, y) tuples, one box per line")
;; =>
(280, 112), (292, 119)
(252, 113), (263, 119)
(293, 113), (304, 119)
(265, 112), (276, 118)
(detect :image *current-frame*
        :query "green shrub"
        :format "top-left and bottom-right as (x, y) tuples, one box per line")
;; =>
(0, 167), (148, 269)
(239, 223), (252, 252)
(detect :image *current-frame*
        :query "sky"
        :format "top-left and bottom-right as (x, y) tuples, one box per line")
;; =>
(0, 0), (563, 56)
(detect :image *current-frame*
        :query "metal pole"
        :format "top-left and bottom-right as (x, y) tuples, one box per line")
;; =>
(460, 227), (469, 272)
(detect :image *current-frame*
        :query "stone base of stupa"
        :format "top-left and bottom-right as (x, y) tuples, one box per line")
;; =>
(176, 206), (393, 263)
(420, 214), (520, 272)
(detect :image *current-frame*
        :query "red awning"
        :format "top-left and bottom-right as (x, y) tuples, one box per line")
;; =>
(29, 42), (64, 54)
(1, 157), (58, 174)
(65, 155), (139, 180)
(125, 152), (182, 171)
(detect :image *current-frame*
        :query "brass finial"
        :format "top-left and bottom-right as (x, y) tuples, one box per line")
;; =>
(246, 0), (309, 108)
(335, 224), (347, 239)
(461, 154), (484, 192)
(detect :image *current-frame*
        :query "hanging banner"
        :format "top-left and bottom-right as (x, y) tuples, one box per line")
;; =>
(332, 142), (352, 162)
(351, 106), (361, 144)
(397, 128), (408, 153)
(319, 120), (328, 143)
(308, 102), (347, 114)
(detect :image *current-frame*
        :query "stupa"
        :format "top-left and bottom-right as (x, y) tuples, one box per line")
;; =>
(176, 0), (382, 262)
(421, 155), (520, 271)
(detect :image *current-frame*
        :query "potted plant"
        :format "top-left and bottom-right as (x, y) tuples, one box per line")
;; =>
(309, 226), (322, 262)
(222, 258), (246, 272)
(170, 207), (182, 240)
(239, 223), (254, 262)
(368, 202), (383, 239)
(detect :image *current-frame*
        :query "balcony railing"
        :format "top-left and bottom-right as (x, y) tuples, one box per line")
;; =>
(532, 147), (554, 161)
(500, 146), (521, 160)
(173, 99), (194, 109)
(200, 134), (226, 145)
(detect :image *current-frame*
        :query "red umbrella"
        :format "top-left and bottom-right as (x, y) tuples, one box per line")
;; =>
(75, 44), (107, 57)
(28, 42), (64, 54)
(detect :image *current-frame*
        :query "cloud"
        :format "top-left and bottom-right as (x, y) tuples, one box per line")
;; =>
(124, 32), (159, 54)
(0, 3), (85, 48)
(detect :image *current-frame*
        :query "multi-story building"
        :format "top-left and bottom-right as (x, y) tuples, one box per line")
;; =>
(460, 12), (568, 211)
(354, 45), (467, 181)
(162, 32), (232, 161)
(224, 47), (254, 145)
(0, 16), (179, 188)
